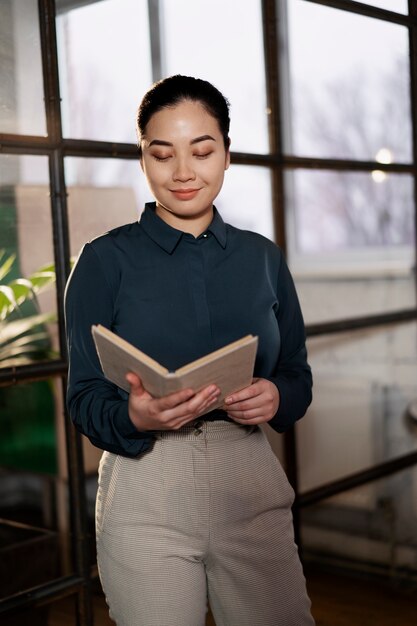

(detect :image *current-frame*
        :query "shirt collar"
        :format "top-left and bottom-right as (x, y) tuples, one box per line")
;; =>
(207, 206), (227, 248)
(139, 202), (227, 253)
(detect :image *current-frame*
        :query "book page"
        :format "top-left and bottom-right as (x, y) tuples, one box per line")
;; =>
(162, 336), (259, 415)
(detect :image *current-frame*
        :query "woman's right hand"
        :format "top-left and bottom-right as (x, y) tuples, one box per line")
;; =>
(126, 372), (221, 431)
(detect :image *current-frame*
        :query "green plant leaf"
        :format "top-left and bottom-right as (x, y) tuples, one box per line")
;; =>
(9, 279), (35, 306)
(0, 331), (50, 352)
(35, 261), (56, 273)
(0, 313), (56, 343)
(0, 251), (16, 281)
(0, 254), (58, 366)
(0, 350), (58, 368)
(0, 337), (51, 360)
(28, 270), (56, 291)
(0, 285), (18, 320)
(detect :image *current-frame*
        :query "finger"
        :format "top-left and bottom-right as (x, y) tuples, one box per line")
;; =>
(227, 407), (265, 420)
(156, 412), (197, 430)
(166, 389), (219, 421)
(195, 388), (222, 415)
(224, 383), (262, 406)
(155, 387), (197, 411)
(231, 415), (267, 425)
(170, 389), (221, 428)
(224, 395), (268, 412)
(159, 390), (219, 429)
(186, 384), (220, 412)
(155, 385), (220, 423)
(126, 372), (146, 396)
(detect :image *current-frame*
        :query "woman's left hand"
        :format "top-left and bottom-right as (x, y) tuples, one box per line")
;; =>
(223, 378), (280, 425)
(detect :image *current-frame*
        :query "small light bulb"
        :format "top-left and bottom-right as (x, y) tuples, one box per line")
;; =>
(375, 148), (393, 164)
(372, 170), (387, 183)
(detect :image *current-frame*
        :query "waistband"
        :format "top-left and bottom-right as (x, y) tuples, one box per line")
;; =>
(153, 419), (256, 441)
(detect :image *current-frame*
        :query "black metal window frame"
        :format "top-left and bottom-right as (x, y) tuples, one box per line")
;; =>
(0, 0), (416, 622)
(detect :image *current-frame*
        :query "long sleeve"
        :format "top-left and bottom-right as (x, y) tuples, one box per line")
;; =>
(266, 255), (312, 433)
(65, 244), (154, 457)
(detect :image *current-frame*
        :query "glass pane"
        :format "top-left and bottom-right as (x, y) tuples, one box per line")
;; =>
(162, 0), (269, 154)
(0, 379), (75, 599)
(295, 265), (416, 325)
(301, 467), (417, 589)
(298, 322), (417, 491)
(0, 0), (46, 135)
(0, 376), (102, 600)
(0, 155), (60, 368)
(0, 381), (57, 475)
(354, 0), (408, 13)
(287, 1), (412, 161)
(287, 170), (415, 257)
(65, 157), (147, 256)
(218, 165), (274, 239)
(56, 0), (152, 143)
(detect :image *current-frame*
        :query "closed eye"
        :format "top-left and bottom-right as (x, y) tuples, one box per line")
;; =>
(152, 155), (171, 162)
(195, 152), (212, 159)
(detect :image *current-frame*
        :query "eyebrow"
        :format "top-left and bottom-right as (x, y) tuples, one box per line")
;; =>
(148, 134), (216, 147)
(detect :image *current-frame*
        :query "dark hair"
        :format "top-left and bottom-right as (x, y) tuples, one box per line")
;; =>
(136, 75), (230, 157)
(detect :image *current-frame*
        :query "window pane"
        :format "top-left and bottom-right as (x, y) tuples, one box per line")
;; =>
(0, 379), (75, 599)
(162, 0), (269, 154)
(287, 170), (415, 257)
(301, 467), (417, 583)
(218, 165), (274, 239)
(0, 0), (46, 135)
(353, 0), (408, 13)
(298, 323), (417, 491)
(293, 248), (416, 327)
(0, 155), (60, 368)
(56, 0), (152, 143)
(287, 2), (412, 161)
(65, 157), (147, 255)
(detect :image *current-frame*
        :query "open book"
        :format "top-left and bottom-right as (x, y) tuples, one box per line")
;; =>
(92, 324), (258, 415)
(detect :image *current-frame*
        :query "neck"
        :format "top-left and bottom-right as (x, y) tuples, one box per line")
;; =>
(155, 203), (214, 237)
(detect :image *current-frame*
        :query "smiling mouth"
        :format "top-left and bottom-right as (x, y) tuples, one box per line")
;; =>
(170, 188), (201, 200)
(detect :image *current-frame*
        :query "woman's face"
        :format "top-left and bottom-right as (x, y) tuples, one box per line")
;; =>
(140, 100), (230, 232)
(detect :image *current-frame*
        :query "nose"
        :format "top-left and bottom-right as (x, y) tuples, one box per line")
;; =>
(172, 157), (196, 182)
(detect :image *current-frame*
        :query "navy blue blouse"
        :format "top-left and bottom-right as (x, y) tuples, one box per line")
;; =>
(65, 203), (312, 457)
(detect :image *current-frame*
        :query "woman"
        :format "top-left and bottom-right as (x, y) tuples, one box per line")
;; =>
(65, 75), (314, 626)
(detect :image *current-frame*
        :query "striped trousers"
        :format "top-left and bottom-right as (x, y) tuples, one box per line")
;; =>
(96, 420), (315, 626)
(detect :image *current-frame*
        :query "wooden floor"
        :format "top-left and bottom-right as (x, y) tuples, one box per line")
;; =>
(47, 566), (417, 626)
(305, 567), (417, 626)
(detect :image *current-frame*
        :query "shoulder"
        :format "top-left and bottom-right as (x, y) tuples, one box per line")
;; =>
(77, 221), (140, 264)
(88, 221), (140, 252)
(69, 222), (140, 288)
(226, 223), (284, 263)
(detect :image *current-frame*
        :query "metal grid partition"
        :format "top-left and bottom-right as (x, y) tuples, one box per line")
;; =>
(0, 0), (416, 623)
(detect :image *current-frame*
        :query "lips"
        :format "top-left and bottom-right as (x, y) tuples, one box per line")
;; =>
(170, 188), (200, 200)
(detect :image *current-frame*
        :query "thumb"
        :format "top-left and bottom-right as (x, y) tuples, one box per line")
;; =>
(126, 372), (146, 397)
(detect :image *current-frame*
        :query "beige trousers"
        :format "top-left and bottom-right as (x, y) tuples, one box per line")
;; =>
(96, 420), (315, 626)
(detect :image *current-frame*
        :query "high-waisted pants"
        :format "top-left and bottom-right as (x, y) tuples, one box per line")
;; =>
(96, 420), (315, 626)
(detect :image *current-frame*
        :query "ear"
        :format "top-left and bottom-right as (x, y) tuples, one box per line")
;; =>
(225, 138), (231, 170)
